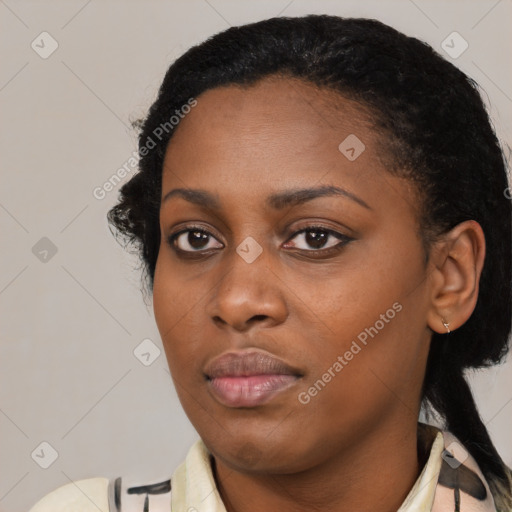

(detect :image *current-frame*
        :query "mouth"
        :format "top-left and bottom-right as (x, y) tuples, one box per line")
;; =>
(204, 349), (303, 408)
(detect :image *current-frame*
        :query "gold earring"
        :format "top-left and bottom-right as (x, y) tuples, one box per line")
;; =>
(441, 318), (451, 333)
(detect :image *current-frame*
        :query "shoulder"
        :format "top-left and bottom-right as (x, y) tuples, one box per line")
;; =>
(29, 475), (174, 512)
(29, 477), (110, 512)
(436, 429), (507, 512)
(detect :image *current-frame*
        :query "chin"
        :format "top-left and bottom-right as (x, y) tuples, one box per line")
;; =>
(203, 431), (318, 475)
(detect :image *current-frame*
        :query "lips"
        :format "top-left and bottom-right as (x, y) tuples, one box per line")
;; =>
(204, 350), (302, 408)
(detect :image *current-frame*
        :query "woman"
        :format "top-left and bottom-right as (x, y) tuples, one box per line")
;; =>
(29, 14), (512, 512)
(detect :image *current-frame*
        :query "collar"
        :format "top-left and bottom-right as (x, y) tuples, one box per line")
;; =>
(171, 435), (226, 511)
(171, 423), (497, 511)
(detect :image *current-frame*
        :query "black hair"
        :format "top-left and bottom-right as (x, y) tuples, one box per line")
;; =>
(107, 15), (512, 503)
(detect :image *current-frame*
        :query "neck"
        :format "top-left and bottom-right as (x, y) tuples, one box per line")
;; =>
(212, 418), (427, 512)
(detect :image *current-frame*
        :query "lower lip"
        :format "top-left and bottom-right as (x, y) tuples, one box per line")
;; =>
(208, 374), (299, 407)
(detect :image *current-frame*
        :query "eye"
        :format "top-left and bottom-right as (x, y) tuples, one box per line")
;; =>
(283, 226), (352, 253)
(168, 227), (223, 254)
(167, 224), (353, 258)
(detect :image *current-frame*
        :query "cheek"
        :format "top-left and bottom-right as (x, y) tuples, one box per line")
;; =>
(152, 254), (210, 380)
(297, 242), (426, 392)
(293, 306), (415, 444)
(153, 257), (188, 358)
(152, 257), (176, 334)
(153, 251), (201, 330)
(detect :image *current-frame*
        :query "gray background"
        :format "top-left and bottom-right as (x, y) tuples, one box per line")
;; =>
(1, 1), (511, 511)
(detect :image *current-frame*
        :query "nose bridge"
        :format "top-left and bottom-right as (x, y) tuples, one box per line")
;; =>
(207, 233), (287, 329)
(221, 214), (270, 282)
(219, 234), (270, 301)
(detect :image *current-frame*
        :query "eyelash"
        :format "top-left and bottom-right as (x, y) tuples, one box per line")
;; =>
(166, 224), (354, 258)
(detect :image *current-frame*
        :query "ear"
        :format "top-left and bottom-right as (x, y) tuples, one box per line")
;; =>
(426, 220), (486, 334)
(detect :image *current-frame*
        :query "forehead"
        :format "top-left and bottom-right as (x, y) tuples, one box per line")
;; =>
(169, 76), (374, 146)
(162, 77), (381, 187)
(159, 77), (421, 237)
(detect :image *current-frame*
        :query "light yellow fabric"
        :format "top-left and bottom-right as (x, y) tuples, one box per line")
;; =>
(397, 431), (445, 511)
(172, 433), (447, 512)
(28, 477), (110, 512)
(432, 431), (496, 512)
(171, 437), (227, 511)
(28, 429), (499, 511)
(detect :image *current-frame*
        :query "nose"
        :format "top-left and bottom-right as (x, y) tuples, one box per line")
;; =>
(206, 243), (288, 332)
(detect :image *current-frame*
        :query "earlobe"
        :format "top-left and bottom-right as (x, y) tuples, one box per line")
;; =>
(426, 220), (486, 334)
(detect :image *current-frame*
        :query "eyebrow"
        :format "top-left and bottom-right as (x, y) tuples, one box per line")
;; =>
(162, 185), (371, 211)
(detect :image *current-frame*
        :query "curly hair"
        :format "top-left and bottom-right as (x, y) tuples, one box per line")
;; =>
(107, 15), (512, 504)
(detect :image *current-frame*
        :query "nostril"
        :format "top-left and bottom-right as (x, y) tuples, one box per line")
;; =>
(250, 315), (269, 322)
(212, 316), (227, 326)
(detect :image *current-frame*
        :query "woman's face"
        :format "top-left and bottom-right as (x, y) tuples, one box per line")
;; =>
(153, 77), (434, 473)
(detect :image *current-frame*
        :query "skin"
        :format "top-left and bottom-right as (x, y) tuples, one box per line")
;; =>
(152, 77), (485, 511)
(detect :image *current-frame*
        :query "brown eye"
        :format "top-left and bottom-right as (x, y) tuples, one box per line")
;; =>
(169, 228), (223, 253)
(285, 227), (351, 252)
